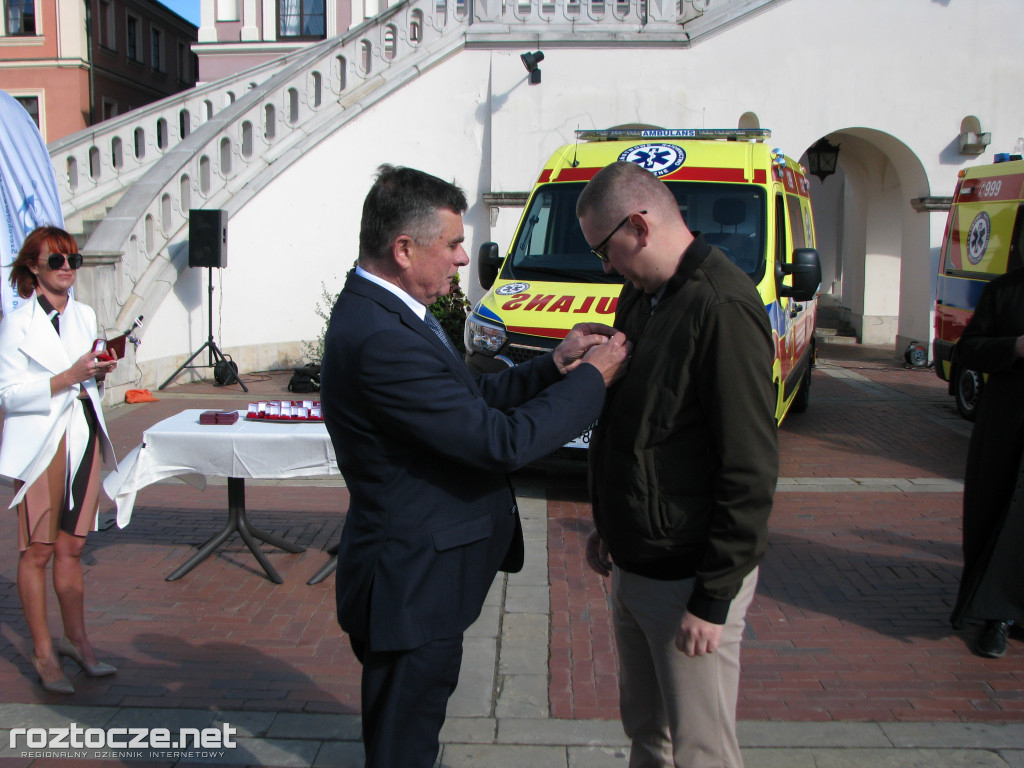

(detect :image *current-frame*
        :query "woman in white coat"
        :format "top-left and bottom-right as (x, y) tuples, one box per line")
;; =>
(0, 226), (119, 694)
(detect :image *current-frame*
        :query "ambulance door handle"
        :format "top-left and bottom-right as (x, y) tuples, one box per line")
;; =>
(790, 303), (803, 318)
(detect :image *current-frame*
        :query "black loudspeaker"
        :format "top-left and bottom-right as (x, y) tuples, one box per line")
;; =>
(188, 209), (227, 268)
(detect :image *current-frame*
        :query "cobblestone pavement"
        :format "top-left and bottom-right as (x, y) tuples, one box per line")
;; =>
(1, 340), (1023, 767)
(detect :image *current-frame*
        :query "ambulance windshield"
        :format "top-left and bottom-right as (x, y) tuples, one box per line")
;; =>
(504, 184), (621, 283)
(503, 182), (766, 282)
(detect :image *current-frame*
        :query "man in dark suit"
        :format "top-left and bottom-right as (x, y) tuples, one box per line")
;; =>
(320, 165), (629, 768)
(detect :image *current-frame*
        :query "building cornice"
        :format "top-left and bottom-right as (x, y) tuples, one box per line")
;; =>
(910, 197), (953, 213)
(0, 35), (46, 48)
(0, 58), (89, 69)
(191, 40), (310, 56)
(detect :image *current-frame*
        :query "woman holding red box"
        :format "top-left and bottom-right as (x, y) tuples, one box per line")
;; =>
(0, 226), (118, 694)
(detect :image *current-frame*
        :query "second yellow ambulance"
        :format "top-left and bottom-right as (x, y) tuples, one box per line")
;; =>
(933, 154), (1024, 419)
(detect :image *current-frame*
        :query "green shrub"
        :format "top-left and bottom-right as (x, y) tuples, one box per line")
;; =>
(430, 272), (471, 354)
(303, 281), (340, 364)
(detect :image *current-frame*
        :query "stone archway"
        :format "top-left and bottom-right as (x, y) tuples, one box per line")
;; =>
(804, 129), (931, 355)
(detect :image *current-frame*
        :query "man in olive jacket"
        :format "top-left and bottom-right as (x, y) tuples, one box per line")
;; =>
(580, 161), (778, 768)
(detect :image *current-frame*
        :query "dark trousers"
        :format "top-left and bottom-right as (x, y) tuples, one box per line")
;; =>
(351, 634), (464, 768)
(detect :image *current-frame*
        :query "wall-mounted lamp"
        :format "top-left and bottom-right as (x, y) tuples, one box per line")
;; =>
(959, 131), (991, 155)
(521, 50), (544, 85)
(806, 137), (841, 182)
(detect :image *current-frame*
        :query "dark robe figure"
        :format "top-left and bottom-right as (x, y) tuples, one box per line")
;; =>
(951, 267), (1024, 643)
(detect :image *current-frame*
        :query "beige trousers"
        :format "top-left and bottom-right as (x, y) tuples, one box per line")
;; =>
(611, 566), (758, 768)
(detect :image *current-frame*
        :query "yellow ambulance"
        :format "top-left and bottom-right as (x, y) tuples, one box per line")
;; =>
(464, 128), (822, 458)
(933, 154), (1024, 419)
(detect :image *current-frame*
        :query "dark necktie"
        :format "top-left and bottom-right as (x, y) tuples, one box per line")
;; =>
(424, 312), (459, 359)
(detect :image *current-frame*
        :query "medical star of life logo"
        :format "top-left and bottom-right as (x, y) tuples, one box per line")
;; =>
(966, 211), (991, 265)
(618, 144), (686, 177)
(496, 282), (530, 295)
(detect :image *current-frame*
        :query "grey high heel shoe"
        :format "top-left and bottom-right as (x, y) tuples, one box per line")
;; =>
(32, 654), (74, 694)
(57, 636), (117, 677)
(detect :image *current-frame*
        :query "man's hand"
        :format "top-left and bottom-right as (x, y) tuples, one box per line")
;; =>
(1015, 334), (1024, 358)
(586, 530), (613, 576)
(580, 332), (631, 387)
(675, 612), (724, 657)
(553, 323), (618, 374)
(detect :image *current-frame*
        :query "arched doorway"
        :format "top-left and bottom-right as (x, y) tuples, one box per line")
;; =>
(803, 129), (932, 356)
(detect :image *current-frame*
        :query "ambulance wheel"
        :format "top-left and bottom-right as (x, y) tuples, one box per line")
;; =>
(953, 366), (982, 422)
(791, 361), (812, 414)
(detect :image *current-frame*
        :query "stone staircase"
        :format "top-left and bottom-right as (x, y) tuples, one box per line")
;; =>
(815, 304), (858, 345)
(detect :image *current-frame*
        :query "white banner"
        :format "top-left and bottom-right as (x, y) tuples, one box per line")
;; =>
(0, 89), (64, 316)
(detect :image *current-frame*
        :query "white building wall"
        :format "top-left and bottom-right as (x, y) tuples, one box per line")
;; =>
(139, 0), (1024, 373)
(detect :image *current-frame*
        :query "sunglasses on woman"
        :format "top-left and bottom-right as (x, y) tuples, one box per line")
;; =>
(46, 253), (84, 270)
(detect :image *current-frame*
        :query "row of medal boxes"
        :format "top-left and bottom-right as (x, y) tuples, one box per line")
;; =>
(247, 400), (324, 421)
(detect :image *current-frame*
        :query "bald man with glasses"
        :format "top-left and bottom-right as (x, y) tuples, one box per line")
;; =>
(579, 161), (778, 768)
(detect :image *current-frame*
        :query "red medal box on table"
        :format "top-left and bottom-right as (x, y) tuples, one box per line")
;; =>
(246, 400), (323, 422)
(199, 410), (240, 425)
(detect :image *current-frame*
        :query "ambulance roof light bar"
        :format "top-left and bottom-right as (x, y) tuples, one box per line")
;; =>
(577, 128), (772, 142)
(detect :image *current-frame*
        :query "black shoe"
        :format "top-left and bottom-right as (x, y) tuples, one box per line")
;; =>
(973, 620), (1010, 658)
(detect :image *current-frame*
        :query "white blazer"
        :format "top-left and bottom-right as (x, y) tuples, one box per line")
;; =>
(0, 297), (116, 508)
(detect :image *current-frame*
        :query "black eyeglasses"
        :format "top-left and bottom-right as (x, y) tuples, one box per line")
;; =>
(591, 211), (646, 263)
(46, 253), (83, 270)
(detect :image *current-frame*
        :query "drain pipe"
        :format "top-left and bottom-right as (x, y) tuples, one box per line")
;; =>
(85, 0), (95, 125)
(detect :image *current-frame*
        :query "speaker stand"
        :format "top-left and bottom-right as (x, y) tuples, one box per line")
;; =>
(158, 267), (248, 392)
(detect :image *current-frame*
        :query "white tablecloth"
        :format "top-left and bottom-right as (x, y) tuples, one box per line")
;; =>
(102, 409), (338, 527)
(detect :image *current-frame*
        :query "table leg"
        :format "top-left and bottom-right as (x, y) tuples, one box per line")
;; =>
(246, 523), (306, 554)
(306, 542), (339, 585)
(166, 508), (240, 581)
(166, 477), (307, 583)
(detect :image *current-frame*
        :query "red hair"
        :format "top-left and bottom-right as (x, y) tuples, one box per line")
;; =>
(9, 226), (79, 299)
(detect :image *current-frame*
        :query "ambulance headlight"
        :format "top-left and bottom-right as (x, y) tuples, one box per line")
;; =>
(466, 316), (507, 356)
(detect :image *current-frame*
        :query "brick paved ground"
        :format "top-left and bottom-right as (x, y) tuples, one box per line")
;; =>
(1, 343), (1022, 734)
(0, 483), (362, 715)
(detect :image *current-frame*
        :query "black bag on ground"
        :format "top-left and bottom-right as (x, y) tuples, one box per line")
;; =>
(288, 363), (321, 393)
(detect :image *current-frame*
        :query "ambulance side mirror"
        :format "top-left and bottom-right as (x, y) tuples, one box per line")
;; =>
(478, 242), (503, 290)
(778, 248), (822, 301)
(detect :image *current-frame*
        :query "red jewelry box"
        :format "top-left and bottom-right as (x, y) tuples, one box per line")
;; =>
(199, 410), (239, 425)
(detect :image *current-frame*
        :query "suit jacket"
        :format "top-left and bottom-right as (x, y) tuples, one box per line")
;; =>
(321, 270), (605, 652)
(0, 296), (116, 507)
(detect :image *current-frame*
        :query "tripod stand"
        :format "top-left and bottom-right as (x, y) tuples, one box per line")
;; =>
(159, 267), (247, 392)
